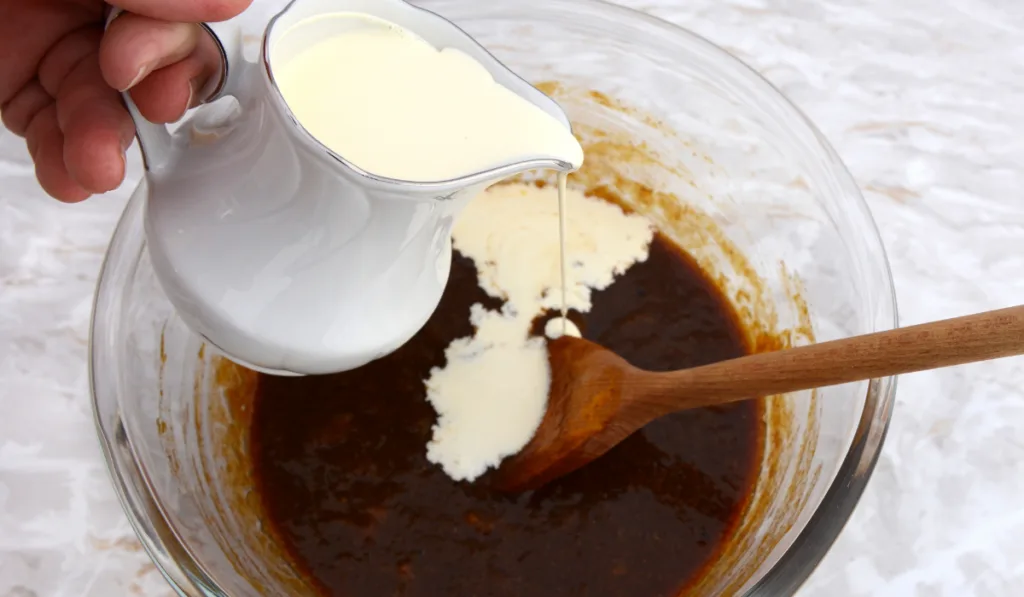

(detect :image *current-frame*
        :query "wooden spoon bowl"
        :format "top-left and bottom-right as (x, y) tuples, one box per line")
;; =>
(494, 305), (1024, 492)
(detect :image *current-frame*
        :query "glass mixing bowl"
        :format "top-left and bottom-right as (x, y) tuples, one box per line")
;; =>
(90, 0), (897, 595)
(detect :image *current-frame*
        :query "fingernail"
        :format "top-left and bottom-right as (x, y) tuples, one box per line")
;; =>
(175, 80), (196, 122)
(119, 66), (151, 92)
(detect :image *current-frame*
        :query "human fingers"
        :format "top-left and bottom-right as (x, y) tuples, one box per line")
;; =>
(25, 104), (91, 203)
(1, 80), (52, 137)
(108, 0), (253, 23)
(32, 23), (133, 196)
(0, 1), (101, 107)
(128, 51), (212, 123)
(100, 12), (226, 120)
(99, 12), (204, 92)
(56, 53), (134, 195)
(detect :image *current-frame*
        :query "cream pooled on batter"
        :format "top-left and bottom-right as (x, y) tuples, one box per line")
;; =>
(424, 183), (654, 481)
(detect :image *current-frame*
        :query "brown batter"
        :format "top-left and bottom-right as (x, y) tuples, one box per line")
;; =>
(250, 233), (762, 597)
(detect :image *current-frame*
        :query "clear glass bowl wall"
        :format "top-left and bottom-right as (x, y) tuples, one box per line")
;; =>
(90, 0), (897, 595)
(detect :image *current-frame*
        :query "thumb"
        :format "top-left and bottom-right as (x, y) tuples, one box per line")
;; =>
(107, 0), (254, 23)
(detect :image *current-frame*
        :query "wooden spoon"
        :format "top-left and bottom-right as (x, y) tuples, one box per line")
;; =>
(494, 305), (1024, 492)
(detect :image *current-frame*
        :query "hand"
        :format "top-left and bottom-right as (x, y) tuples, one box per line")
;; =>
(0, 0), (253, 202)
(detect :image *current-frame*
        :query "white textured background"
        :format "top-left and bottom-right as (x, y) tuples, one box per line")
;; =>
(2, 0), (1023, 595)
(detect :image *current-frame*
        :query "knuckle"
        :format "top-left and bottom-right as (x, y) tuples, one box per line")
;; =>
(1, 82), (52, 137)
(37, 26), (103, 97)
(1, 112), (25, 136)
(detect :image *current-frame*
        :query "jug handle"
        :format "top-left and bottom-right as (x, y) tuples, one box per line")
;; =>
(105, 10), (247, 173)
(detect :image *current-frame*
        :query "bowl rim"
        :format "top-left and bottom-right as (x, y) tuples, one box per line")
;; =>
(89, 1), (899, 595)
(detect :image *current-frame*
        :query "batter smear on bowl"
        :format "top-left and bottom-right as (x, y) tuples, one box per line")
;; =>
(250, 182), (763, 596)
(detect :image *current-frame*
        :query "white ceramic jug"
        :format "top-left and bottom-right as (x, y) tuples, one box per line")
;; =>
(116, 0), (577, 376)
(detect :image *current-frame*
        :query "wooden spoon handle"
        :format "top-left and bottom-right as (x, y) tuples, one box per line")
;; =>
(645, 305), (1024, 410)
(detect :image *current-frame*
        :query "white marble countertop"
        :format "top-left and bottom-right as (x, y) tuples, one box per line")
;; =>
(2, 0), (1023, 595)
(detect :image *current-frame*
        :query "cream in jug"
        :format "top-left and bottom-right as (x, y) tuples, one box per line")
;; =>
(273, 14), (582, 181)
(127, 0), (583, 375)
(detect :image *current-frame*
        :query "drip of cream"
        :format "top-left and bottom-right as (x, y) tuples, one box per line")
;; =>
(545, 316), (581, 339)
(424, 183), (654, 481)
(557, 172), (570, 335)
